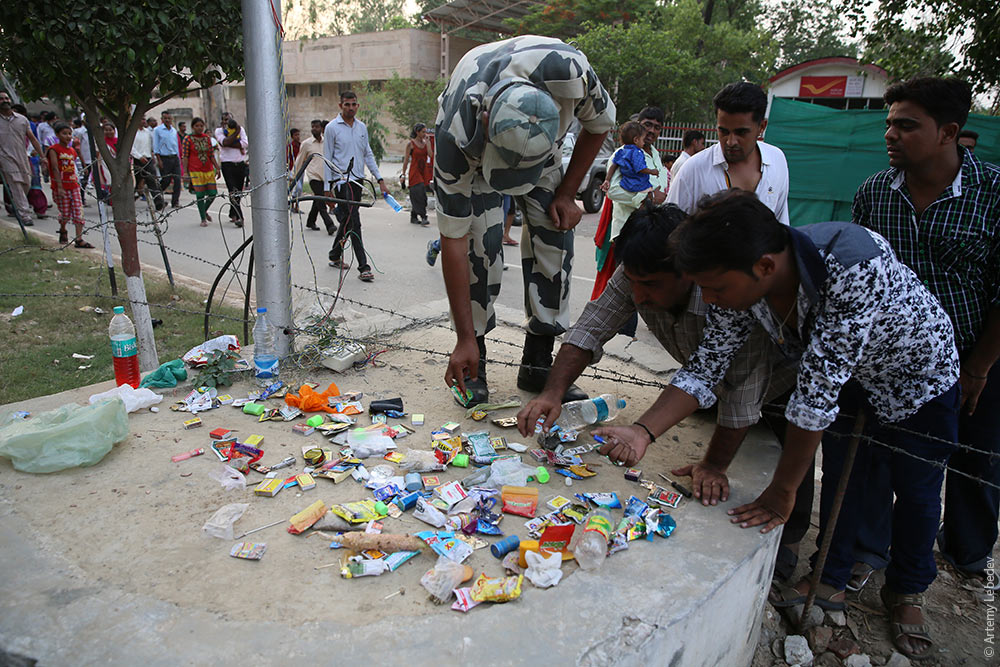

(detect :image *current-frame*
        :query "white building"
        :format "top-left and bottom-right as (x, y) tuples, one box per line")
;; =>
(766, 56), (890, 114)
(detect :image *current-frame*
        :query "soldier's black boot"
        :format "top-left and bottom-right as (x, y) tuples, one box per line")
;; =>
(462, 335), (489, 406)
(517, 333), (588, 401)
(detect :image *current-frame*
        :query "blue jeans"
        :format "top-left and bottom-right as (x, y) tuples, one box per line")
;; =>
(816, 381), (959, 594)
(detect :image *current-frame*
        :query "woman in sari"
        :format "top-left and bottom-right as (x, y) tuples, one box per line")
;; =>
(181, 117), (220, 226)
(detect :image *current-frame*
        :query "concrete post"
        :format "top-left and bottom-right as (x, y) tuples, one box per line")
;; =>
(242, 0), (293, 355)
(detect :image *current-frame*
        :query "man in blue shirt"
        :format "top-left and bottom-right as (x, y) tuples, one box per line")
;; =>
(324, 90), (389, 283)
(153, 111), (181, 208)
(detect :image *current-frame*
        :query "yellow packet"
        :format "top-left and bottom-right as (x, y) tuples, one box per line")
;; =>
(288, 499), (327, 534)
(470, 573), (523, 603)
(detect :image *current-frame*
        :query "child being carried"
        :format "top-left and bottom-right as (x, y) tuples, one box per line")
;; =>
(602, 120), (658, 194)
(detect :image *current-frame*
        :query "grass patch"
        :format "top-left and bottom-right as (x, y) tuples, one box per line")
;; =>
(0, 226), (245, 405)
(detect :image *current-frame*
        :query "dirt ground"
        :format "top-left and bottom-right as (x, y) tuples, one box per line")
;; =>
(752, 503), (1000, 666)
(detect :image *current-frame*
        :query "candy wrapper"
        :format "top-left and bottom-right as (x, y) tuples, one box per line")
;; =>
(644, 508), (677, 540)
(577, 492), (622, 509)
(230, 542), (267, 560)
(470, 573), (523, 603)
(501, 486), (538, 518)
(624, 495), (650, 518)
(452, 587), (482, 612)
(415, 530), (474, 563)
(330, 500), (385, 524)
(288, 499), (328, 534)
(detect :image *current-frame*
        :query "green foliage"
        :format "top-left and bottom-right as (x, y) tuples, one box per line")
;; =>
(766, 0), (858, 70)
(383, 15), (414, 30)
(845, 0), (998, 102)
(383, 73), (447, 140)
(860, 18), (956, 82)
(506, 0), (660, 36)
(346, 0), (406, 33)
(574, 0), (777, 121)
(191, 349), (242, 389)
(357, 81), (389, 162)
(412, 0), (504, 42)
(0, 2), (243, 121)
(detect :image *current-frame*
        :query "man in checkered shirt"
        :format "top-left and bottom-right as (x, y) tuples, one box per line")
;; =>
(851, 78), (1000, 620)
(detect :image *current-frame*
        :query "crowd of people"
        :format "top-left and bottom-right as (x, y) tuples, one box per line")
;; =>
(426, 35), (996, 662)
(0, 102), (254, 243)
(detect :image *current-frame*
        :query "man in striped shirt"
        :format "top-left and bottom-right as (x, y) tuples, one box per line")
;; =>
(852, 76), (1000, 658)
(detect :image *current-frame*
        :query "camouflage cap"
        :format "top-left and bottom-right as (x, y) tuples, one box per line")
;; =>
(483, 81), (560, 193)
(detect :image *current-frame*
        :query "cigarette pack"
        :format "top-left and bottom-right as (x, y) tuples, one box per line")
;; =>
(296, 474), (316, 491)
(244, 434), (264, 447)
(254, 479), (283, 497)
(183, 417), (203, 429)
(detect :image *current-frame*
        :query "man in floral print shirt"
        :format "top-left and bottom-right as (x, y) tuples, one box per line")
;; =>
(594, 191), (960, 659)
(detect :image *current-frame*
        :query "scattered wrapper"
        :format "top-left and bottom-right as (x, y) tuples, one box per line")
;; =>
(230, 542), (267, 560)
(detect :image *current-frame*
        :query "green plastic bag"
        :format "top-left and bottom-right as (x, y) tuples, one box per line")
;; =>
(140, 358), (188, 388)
(0, 399), (129, 473)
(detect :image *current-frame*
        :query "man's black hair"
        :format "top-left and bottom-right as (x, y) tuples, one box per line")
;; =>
(43, 111), (57, 121)
(672, 190), (789, 277)
(340, 90), (357, 102)
(290, 127), (300, 137)
(884, 77), (972, 129)
(52, 120), (70, 134)
(682, 130), (705, 148)
(637, 106), (665, 125)
(615, 203), (687, 275)
(713, 82), (767, 123)
(959, 129), (979, 140)
(311, 119), (324, 126)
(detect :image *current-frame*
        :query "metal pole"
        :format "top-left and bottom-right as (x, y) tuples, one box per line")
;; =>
(242, 0), (292, 356)
(800, 412), (867, 628)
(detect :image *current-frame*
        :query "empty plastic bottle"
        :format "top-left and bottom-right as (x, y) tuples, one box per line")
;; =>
(252, 307), (279, 386)
(109, 306), (141, 388)
(555, 394), (627, 431)
(573, 507), (613, 571)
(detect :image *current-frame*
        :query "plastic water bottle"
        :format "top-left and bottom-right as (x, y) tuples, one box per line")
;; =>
(383, 192), (403, 212)
(573, 507), (613, 571)
(109, 305), (141, 388)
(555, 394), (627, 431)
(252, 307), (279, 386)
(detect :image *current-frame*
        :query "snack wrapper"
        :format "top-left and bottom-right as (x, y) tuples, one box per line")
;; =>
(230, 542), (267, 560)
(501, 486), (538, 518)
(470, 573), (523, 603)
(288, 499), (328, 534)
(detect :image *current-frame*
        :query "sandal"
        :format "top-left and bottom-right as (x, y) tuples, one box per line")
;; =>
(847, 562), (876, 592)
(59, 229), (69, 244)
(359, 270), (374, 283)
(74, 239), (95, 249)
(880, 585), (934, 660)
(770, 579), (846, 611)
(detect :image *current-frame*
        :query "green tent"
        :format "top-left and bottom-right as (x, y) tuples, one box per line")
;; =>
(766, 97), (1000, 226)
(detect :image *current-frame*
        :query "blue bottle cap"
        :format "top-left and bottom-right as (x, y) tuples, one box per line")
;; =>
(257, 307), (267, 313)
(113, 306), (124, 314)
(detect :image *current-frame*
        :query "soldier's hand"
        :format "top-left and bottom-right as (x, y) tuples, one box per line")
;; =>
(444, 336), (480, 397)
(548, 194), (582, 231)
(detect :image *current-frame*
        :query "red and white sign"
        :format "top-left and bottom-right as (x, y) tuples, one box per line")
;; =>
(799, 76), (848, 98)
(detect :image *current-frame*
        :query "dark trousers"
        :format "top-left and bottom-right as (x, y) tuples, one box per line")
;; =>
(329, 181), (368, 272)
(157, 155), (181, 207)
(221, 161), (247, 222)
(133, 158), (164, 210)
(939, 361), (1000, 573)
(307, 178), (335, 232)
(854, 361), (1000, 576)
(409, 182), (427, 222)
(816, 381), (960, 594)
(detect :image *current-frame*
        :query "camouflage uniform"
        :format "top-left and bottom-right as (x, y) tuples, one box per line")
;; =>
(434, 36), (616, 338)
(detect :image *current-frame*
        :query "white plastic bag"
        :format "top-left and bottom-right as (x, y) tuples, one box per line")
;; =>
(400, 448), (446, 473)
(485, 457), (536, 489)
(88, 384), (163, 413)
(182, 334), (241, 366)
(348, 430), (394, 459)
(525, 549), (564, 588)
(202, 503), (249, 540)
(420, 556), (467, 604)
(413, 497), (447, 528)
(208, 465), (246, 491)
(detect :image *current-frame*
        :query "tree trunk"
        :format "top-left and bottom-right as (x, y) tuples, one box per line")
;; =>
(107, 159), (160, 372)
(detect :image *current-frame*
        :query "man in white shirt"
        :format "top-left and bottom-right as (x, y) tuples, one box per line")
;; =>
(292, 119), (335, 234)
(215, 111), (249, 227)
(71, 118), (93, 205)
(670, 129), (706, 180)
(131, 118), (164, 210)
(667, 82), (789, 225)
